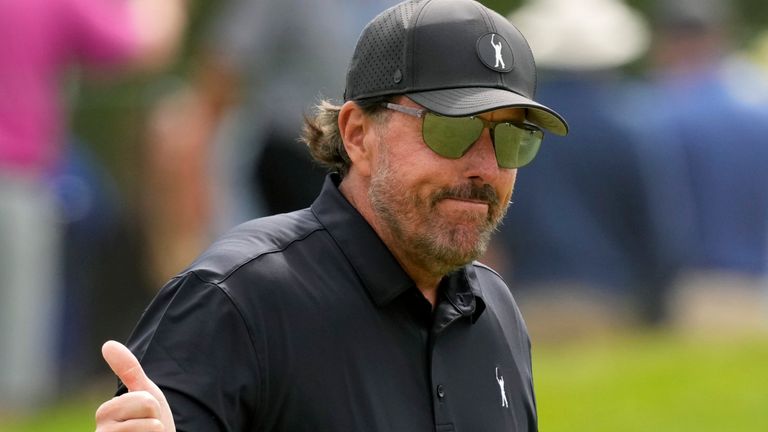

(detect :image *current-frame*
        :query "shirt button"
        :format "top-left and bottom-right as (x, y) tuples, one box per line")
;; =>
(436, 384), (446, 399)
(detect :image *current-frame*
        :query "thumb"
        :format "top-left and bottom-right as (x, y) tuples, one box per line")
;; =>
(101, 340), (176, 431)
(101, 340), (153, 392)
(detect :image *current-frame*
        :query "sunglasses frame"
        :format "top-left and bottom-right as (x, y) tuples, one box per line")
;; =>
(381, 102), (543, 168)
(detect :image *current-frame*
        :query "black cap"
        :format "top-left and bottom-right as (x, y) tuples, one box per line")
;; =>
(344, 0), (568, 136)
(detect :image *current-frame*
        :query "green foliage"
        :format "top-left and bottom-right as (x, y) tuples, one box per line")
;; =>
(480, 0), (522, 14)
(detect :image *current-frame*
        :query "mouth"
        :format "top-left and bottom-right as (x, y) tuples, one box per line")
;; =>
(439, 197), (491, 214)
(444, 197), (489, 205)
(432, 184), (499, 208)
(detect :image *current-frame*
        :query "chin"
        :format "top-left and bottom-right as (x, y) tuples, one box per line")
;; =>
(424, 225), (491, 271)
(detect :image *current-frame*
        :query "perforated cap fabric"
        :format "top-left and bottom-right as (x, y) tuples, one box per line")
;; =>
(344, 0), (568, 135)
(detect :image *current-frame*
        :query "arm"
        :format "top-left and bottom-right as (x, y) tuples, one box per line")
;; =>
(141, 53), (241, 287)
(67, 0), (188, 73)
(95, 274), (262, 430)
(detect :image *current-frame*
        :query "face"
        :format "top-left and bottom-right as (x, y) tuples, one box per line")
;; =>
(367, 97), (520, 276)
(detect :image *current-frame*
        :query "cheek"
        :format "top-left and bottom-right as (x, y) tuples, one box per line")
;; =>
(497, 170), (517, 202)
(381, 132), (439, 178)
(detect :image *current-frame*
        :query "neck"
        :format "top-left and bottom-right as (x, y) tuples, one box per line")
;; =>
(339, 178), (443, 307)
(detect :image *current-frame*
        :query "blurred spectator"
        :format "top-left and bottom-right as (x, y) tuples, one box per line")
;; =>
(493, 0), (691, 341)
(141, 0), (401, 286)
(646, 0), (768, 333)
(50, 135), (154, 396)
(0, 0), (186, 412)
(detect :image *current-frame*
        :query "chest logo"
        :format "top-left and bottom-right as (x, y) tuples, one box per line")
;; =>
(496, 367), (509, 408)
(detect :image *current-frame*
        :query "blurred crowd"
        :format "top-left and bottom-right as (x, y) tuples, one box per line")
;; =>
(2, 0), (768, 415)
(494, 0), (768, 340)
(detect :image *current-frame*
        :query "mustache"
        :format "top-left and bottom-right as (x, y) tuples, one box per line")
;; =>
(431, 183), (500, 207)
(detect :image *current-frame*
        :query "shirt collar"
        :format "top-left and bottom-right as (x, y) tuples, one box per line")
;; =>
(311, 174), (486, 322)
(311, 174), (413, 306)
(436, 266), (487, 329)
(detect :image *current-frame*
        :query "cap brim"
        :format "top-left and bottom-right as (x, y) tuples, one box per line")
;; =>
(407, 87), (568, 136)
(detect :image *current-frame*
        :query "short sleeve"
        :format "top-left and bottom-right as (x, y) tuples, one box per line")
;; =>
(60, 0), (139, 65)
(121, 272), (263, 431)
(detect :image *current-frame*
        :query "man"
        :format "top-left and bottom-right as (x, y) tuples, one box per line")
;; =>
(95, 0), (567, 430)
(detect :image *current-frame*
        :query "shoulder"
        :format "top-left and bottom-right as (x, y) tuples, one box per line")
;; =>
(471, 262), (511, 297)
(471, 262), (523, 316)
(182, 208), (325, 284)
(471, 261), (529, 333)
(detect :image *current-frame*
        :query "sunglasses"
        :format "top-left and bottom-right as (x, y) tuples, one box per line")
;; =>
(382, 102), (544, 169)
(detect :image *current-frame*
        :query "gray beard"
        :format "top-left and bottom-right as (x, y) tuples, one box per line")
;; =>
(368, 151), (506, 277)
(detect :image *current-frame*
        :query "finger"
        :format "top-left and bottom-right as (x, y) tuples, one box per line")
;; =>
(95, 391), (162, 424)
(96, 417), (165, 432)
(101, 340), (151, 392)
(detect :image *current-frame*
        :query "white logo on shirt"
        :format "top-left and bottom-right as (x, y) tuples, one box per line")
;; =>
(496, 367), (509, 408)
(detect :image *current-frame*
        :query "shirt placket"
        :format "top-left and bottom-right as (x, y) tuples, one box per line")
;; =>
(428, 294), (469, 432)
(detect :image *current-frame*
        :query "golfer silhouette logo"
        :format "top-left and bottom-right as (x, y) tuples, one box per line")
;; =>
(495, 367), (509, 408)
(476, 33), (513, 72)
(491, 34), (505, 69)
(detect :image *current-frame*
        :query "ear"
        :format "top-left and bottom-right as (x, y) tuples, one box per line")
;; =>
(338, 101), (375, 178)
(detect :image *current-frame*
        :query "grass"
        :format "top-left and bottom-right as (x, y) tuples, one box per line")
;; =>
(3, 331), (767, 431)
(1, 394), (101, 432)
(534, 331), (768, 431)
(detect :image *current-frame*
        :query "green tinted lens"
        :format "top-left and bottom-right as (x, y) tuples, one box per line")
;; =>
(494, 123), (543, 168)
(422, 114), (484, 158)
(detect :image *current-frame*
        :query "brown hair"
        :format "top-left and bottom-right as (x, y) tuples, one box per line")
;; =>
(300, 97), (391, 177)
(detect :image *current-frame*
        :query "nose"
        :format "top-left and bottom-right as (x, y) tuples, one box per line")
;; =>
(462, 128), (505, 181)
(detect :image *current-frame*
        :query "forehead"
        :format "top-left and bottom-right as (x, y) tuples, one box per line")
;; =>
(481, 106), (527, 122)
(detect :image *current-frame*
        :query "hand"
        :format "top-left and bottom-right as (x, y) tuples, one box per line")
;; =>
(95, 341), (176, 432)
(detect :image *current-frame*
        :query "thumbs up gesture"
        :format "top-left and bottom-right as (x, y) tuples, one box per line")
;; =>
(95, 341), (176, 432)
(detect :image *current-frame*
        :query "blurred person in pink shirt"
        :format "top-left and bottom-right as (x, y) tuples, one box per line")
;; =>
(0, 0), (185, 413)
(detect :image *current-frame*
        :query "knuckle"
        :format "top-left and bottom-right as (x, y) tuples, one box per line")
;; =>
(135, 391), (162, 416)
(149, 418), (165, 431)
(94, 397), (117, 422)
(94, 419), (114, 432)
(94, 403), (107, 421)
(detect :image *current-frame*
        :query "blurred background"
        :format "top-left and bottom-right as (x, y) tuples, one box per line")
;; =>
(1, 0), (768, 430)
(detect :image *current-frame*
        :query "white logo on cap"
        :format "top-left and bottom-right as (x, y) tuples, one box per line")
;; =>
(496, 367), (509, 408)
(477, 33), (514, 72)
(491, 34), (506, 69)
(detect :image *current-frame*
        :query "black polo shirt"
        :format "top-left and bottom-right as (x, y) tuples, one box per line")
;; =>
(122, 174), (537, 432)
